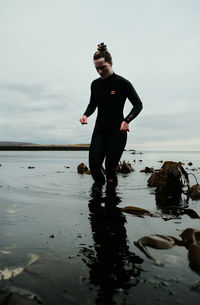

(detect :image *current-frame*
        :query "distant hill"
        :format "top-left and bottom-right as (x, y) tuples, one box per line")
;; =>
(0, 141), (36, 146)
(0, 142), (90, 150)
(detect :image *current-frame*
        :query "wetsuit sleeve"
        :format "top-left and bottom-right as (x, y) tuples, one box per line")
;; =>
(83, 83), (97, 117)
(124, 80), (143, 123)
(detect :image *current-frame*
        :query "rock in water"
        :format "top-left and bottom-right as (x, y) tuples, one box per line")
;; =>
(121, 206), (161, 218)
(188, 184), (200, 200)
(147, 161), (189, 192)
(140, 167), (154, 173)
(117, 161), (133, 174)
(77, 163), (89, 174)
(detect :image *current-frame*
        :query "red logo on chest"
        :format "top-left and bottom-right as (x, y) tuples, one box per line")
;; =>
(111, 90), (116, 95)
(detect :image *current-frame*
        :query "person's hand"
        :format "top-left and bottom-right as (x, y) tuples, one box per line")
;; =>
(80, 115), (88, 125)
(120, 121), (129, 132)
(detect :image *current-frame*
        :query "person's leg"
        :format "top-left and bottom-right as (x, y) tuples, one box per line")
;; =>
(89, 130), (107, 185)
(105, 131), (127, 185)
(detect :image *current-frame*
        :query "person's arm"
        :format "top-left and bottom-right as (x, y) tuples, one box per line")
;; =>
(123, 81), (143, 124)
(80, 83), (97, 125)
(84, 83), (97, 115)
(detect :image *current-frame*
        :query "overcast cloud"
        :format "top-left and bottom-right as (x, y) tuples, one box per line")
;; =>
(0, 0), (199, 150)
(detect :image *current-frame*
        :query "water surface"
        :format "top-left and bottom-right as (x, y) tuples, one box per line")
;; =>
(0, 150), (200, 304)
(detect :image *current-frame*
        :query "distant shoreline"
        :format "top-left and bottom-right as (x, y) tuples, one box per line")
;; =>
(0, 144), (90, 151)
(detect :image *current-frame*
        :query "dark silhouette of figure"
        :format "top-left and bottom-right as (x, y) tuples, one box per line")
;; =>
(80, 187), (143, 305)
(80, 42), (143, 188)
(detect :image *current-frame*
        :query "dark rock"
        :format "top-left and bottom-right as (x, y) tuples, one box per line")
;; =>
(147, 161), (189, 192)
(121, 206), (160, 217)
(188, 184), (200, 200)
(117, 161), (134, 174)
(140, 167), (154, 173)
(184, 209), (200, 219)
(77, 163), (89, 174)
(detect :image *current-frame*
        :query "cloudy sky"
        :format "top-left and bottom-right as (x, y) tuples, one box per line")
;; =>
(0, 0), (199, 150)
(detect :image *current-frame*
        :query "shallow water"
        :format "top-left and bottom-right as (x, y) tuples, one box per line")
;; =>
(0, 150), (200, 304)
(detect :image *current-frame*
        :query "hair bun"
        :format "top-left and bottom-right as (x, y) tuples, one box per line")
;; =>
(97, 42), (107, 52)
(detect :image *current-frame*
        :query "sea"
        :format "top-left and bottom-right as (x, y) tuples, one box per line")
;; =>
(0, 150), (200, 305)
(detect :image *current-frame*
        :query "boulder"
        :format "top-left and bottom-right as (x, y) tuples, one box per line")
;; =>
(77, 163), (89, 174)
(121, 206), (160, 218)
(140, 167), (154, 173)
(188, 184), (200, 200)
(147, 161), (189, 192)
(117, 161), (134, 174)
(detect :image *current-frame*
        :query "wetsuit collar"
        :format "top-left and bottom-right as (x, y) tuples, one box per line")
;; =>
(101, 72), (115, 81)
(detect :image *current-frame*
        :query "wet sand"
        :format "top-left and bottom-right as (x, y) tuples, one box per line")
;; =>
(0, 150), (200, 305)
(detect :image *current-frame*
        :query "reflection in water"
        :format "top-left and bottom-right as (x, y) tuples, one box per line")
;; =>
(81, 187), (143, 305)
(155, 187), (190, 218)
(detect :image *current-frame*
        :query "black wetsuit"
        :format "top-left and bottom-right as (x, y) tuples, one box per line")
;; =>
(84, 72), (143, 185)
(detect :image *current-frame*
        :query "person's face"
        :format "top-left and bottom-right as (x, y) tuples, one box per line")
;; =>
(93, 57), (113, 79)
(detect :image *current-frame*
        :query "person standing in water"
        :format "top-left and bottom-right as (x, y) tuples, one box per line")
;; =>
(80, 43), (143, 188)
